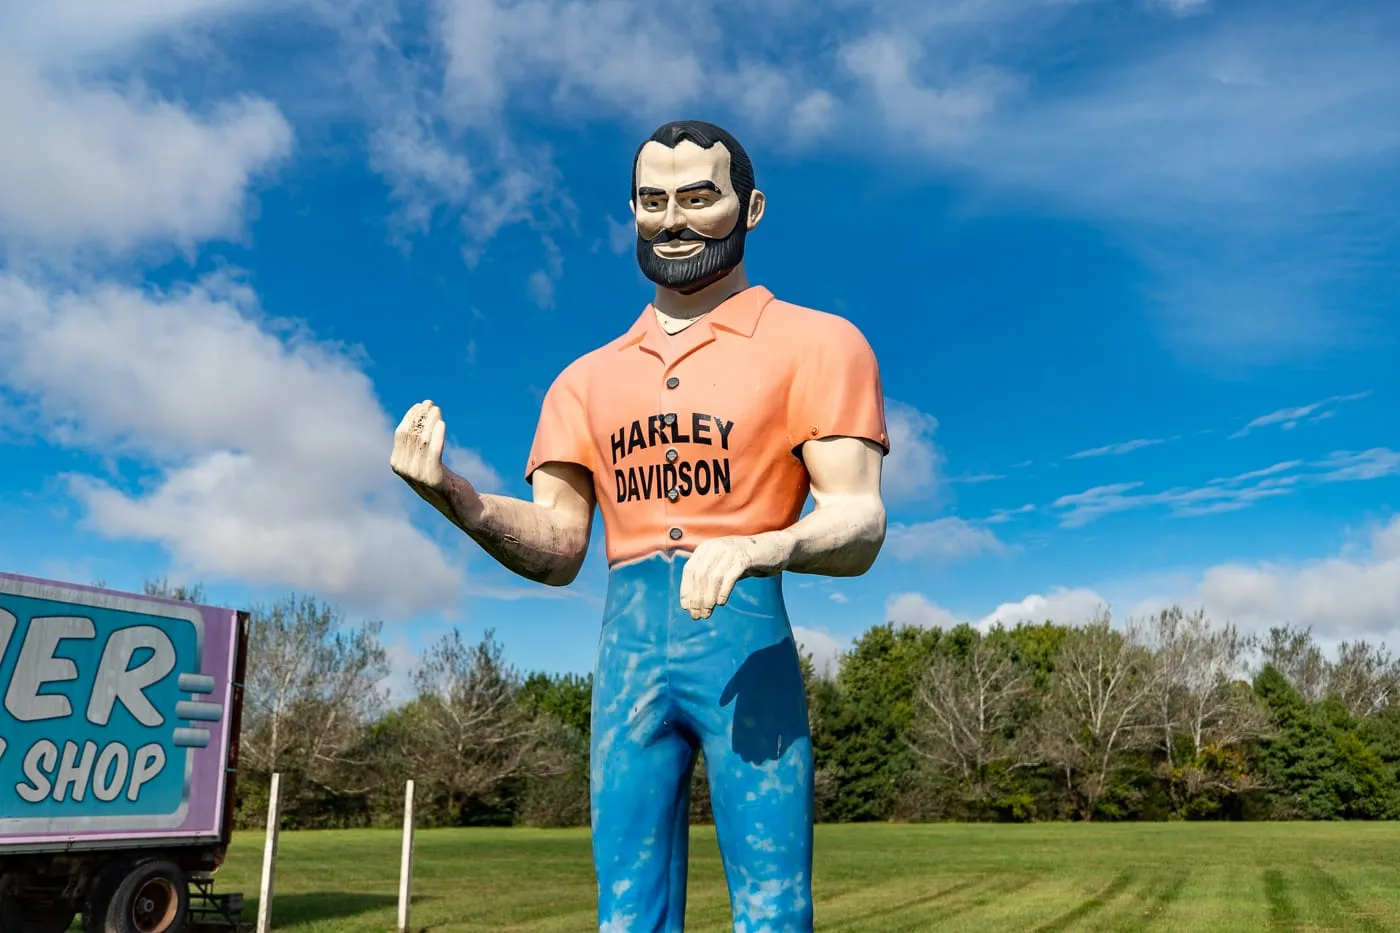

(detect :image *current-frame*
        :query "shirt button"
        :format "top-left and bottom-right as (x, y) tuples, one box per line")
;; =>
(669, 527), (683, 540)
(666, 377), (679, 389)
(665, 448), (678, 463)
(666, 488), (679, 501)
(663, 413), (676, 425)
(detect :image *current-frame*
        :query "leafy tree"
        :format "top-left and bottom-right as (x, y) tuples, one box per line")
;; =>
(519, 671), (593, 737)
(143, 577), (208, 604)
(405, 629), (565, 825)
(1037, 612), (1161, 821)
(1252, 665), (1400, 820)
(908, 633), (1035, 818)
(818, 623), (942, 821)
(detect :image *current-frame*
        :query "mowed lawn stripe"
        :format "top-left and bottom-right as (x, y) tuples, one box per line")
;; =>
(1302, 861), (1389, 933)
(206, 823), (1400, 932)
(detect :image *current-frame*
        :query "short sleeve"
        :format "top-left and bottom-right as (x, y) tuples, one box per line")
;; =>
(525, 364), (595, 482)
(786, 315), (889, 454)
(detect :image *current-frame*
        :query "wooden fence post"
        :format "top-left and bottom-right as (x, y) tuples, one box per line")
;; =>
(398, 779), (416, 933)
(257, 772), (282, 933)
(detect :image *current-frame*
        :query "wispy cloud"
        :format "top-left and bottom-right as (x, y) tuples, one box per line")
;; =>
(1230, 392), (1371, 438)
(1206, 460), (1301, 485)
(1318, 448), (1400, 482)
(881, 399), (945, 502)
(985, 503), (1035, 524)
(834, 2), (1400, 365)
(1069, 438), (1169, 460)
(1052, 448), (1400, 527)
(896, 514), (1400, 644)
(885, 517), (1006, 562)
(951, 471), (1005, 484)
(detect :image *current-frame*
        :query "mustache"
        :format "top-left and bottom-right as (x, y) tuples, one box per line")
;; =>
(646, 227), (709, 244)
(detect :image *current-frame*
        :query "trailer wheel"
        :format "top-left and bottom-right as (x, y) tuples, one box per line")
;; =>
(84, 861), (130, 933)
(0, 894), (77, 933)
(102, 861), (188, 933)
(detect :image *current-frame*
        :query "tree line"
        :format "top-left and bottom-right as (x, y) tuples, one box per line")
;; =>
(136, 579), (1400, 829)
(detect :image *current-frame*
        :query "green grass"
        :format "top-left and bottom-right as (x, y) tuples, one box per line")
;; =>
(202, 822), (1400, 932)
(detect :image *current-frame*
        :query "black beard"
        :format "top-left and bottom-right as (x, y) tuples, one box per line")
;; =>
(636, 223), (747, 295)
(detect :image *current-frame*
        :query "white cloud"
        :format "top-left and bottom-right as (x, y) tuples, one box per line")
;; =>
(379, 637), (421, 703)
(1208, 461), (1301, 485)
(975, 587), (1107, 631)
(212, 0), (1393, 375)
(986, 503), (1035, 524)
(882, 398), (943, 501)
(1229, 392), (1371, 438)
(345, 0), (845, 252)
(1069, 438), (1168, 459)
(840, 33), (1017, 151)
(885, 518), (1005, 562)
(1316, 449), (1400, 483)
(1052, 449), (1400, 526)
(605, 216), (634, 255)
(444, 444), (504, 494)
(1196, 516), (1400, 640)
(887, 516), (1400, 646)
(0, 273), (468, 617)
(885, 586), (1108, 632)
(0, 7), (293, 256)
(527, 270), (555, 309)
(825, 5), (1400, 364)
(792, 625), (846, 677)
(953, 472), (1005, 484)
(434, 0), (796, 125)
(789, 90), (838, 140)
(2, 0), (272, 58)
(886, 592), (960, 630)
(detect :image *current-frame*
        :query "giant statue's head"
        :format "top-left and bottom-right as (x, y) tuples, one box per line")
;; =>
(631, 120), (765, 295)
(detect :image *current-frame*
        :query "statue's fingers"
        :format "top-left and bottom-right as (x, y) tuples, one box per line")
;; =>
(714, 558), (744, 608)
(428, 418), (446, 462)
(678, 562), (697, 612)
(394, 401), (425, 437)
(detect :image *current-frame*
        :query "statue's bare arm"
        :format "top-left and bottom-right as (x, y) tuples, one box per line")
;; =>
(390, 400), (594, 586)
(780, 434), (888, 576)
(678, 435), (887, 618)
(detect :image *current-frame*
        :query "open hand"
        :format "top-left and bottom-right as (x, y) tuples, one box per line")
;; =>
(390, 400), (447, 492)
(679, 535), (790, 620)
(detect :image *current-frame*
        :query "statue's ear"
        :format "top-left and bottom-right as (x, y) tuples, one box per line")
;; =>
(746, 189), (766, 230)
(629, 198), (636, 220)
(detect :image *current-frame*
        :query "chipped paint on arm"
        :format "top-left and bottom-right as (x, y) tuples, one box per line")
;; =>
(439, 460), (595, 587)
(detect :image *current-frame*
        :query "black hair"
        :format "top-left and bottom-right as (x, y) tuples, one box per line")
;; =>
(630, 120), (756, 210)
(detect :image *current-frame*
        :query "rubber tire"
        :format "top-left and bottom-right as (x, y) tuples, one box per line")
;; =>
(102, 861), (188, 933)
(0, 894), (77, 933)
(83, 861), (130, 933)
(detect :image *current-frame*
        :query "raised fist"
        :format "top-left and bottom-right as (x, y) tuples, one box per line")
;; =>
(390, 399), (447, 492)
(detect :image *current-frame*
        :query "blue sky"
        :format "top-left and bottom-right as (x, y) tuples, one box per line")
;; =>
(0, 0), (1396, 691)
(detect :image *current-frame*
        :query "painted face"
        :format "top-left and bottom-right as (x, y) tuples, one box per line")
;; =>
(632, 140), (753, 295)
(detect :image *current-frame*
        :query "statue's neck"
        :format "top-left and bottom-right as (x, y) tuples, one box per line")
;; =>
(652, 264), (750, 335)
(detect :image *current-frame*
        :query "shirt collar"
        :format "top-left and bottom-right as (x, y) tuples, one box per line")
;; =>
(618, 285), (774, 353)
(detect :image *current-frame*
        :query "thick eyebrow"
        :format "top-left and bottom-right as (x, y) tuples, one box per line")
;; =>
(675, 180), (722, 195)
(636, 186), (666, 197)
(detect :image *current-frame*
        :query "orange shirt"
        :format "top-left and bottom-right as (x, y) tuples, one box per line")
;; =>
(525, 285), (888, 566)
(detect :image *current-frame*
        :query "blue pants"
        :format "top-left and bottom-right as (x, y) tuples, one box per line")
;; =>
(590, 552), (814, 933)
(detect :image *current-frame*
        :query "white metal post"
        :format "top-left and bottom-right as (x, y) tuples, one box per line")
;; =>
(398, 779), (416, 933)
(257, 772), (282, 933)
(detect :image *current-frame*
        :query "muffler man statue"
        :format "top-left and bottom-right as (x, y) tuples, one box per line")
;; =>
(392, 120), (889, 932)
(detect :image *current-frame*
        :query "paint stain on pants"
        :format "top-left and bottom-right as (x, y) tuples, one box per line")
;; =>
(591, 552), (814, 933)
